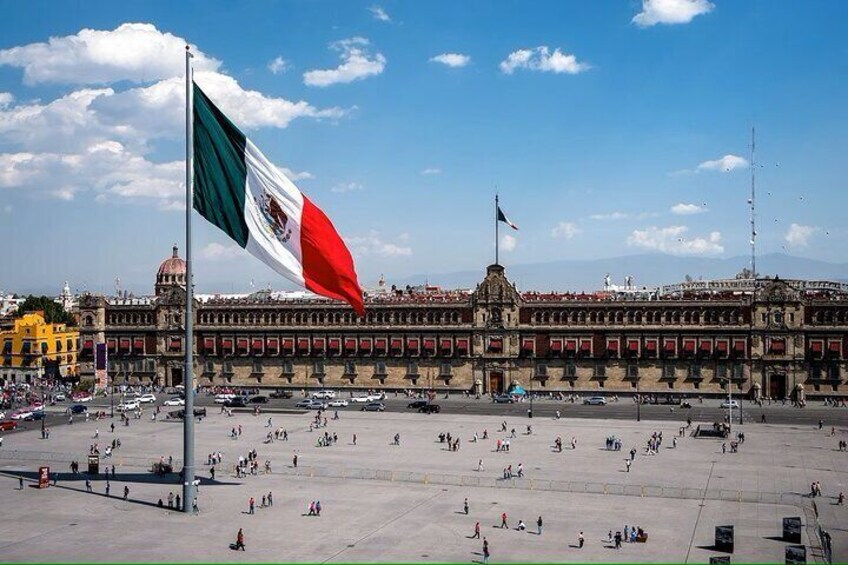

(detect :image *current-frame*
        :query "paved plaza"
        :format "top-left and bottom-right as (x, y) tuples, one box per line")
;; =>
(0, 405), (845, 562)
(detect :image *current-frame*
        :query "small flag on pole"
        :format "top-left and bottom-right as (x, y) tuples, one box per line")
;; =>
(497, 206), (519, 230)
(192, 83), (364, 315)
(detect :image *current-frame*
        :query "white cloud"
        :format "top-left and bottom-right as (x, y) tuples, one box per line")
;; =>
(551, 221), (581, 239)
(200, 242), (244, 262)
(697, 154), (748, 173)
(632, 0), (715, 27)
(0, 23), (347, 211)
(331, 182), (364, 194)
(369, 5), (391, 22)
(670, 203), (707, 215)
(785, 223), (817, 248)
(589, 212), (628, 221)
(280, 167), (314, 182)
(303, 37), (386, 87)
(0, 22), (220, 85)
(96, 71), (347, 139)
(267, 56), (290, 75)
(627, 225), (723, 255)
(499, 46), (590, 75)
(420, 167), (441, 175)
(430, 53), (471, 68)
(501, 234), (517, 252)
(347, 231), (412, 257)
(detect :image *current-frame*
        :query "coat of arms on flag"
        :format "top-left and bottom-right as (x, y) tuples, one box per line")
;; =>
(259, 189), (292, 244)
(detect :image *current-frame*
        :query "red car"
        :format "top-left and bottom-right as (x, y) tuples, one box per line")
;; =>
(0, 420), (17, 431)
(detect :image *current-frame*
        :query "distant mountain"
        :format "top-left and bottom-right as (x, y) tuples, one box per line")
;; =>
(391, 253), (848, 293)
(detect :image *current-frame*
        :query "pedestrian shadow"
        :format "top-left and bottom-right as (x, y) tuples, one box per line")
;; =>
(696, 544), (722, 552)
(568, 544), (580, 548)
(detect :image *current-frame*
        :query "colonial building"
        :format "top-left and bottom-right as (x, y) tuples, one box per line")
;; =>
(77, 247), (848, 398)
(1, 311), (80, 385)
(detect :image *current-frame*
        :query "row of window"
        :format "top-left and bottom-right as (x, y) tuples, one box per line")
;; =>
(530, 309), (744, 326)
(2, 339), (77, 355)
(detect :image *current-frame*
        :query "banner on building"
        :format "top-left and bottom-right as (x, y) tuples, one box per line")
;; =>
(95, 342), (108, 391)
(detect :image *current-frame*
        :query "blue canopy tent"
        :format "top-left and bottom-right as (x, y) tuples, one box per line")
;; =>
(509, 385), (527, 396)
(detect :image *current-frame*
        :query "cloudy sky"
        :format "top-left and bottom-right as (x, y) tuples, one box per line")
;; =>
(0, 0), (845, 294)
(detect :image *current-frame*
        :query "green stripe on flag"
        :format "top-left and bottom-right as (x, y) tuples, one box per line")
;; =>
(193, 83), (250, 248)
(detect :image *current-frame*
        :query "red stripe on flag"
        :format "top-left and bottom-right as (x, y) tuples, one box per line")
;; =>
(300, 196), (365, 315)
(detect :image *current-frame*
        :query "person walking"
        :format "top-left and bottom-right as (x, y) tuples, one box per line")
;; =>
(482, 538), (490, 565)
(293, 454), (298, 468)
(537, 516), (543, 535)
(472, 521), (481, 539)
(268, 491), (273, 507)
(501, 512), (508, 529)
(85, 479), (92, 493)
(626, 459), (632, 472)
(168, 492), (174, 508)
(578, 531), (585, 548)
(235, 528), (245, 551)
(18, 476), (24, 490)
(316, 500), (322, 516)
(463, 498), (469, 515)
(249, 497), (255, 514)
(123, 485), (129, 500)
(105, 481), (111, 496)
(176, 494), (181, 510)
(477, 459), (484, 472)
(192, 497), (199, 512)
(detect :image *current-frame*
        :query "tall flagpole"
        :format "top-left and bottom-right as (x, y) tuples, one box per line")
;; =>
(183, 45), (196, 513)
(495, 193), (499, 266)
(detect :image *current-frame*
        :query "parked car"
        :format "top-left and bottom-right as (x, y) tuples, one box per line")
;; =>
(327, 399), (349, 407)
(349, 395), (371, 403)
(311, 390), (336, 399)
(583, 396), (607, 406)
(407, 400), (429, 409)
(214, 394), (236, 404)
(10, 409), (34, 420)
(117, 400), (140, 412)
(720, 400), (740, 409)
(68, 404), (88, 414)
(169, 408), (207, 419)
(419, 404), (441, 414)
(493, 394), (515, 404)
(137, 393), (157, 404)
(269, 389), (293, 399)
(361, 402), (385, 412)
(163, 397), (185, 407)
(249, 395), (269, 404)
(224, 397), (247, 408)
(54, 393), (66, 401)
(24, 411), (45, 421)
(367, 393), (386, 402)
(0, 419), (17, 431)
(295, 399), (316, 408)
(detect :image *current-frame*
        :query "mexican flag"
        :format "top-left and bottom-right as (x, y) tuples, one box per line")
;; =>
(192, 83), (364, 315)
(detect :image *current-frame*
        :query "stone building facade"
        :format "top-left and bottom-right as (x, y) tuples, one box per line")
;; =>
(77, 248), (848, 398)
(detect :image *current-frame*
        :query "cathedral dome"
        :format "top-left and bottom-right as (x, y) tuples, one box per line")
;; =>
(158, 245), (186, 277)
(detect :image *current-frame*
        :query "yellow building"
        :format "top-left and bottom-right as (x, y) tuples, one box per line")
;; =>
(1, 311), (79, 385)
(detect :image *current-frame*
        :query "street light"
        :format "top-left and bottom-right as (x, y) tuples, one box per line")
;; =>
(635, 375), (641, 422)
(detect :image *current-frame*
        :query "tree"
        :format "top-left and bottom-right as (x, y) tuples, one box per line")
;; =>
(17, 295), (76, 326)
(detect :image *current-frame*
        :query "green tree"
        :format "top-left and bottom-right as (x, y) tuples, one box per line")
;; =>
(17, 295), (76, 326)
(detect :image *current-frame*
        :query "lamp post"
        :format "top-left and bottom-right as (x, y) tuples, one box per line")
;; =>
(39, 364), (46, 437)
(636, 375), (641, 422)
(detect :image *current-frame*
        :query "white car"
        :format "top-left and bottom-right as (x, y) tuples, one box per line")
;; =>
(117, 400), (140, 412)
(311, 390), (336, 399)
(349, 395), (370, 403)
(163, 397), (185, 407)
(720, 400), (740, 409)
(214, 394), (236, 404)
(367, 393), (386, 402)
(54, 393), (66, 401)
(11, 409), (34, 420)
(137, 393), (157, 404)
(327, 399), (349, 407)
(72, 393), (93, 403)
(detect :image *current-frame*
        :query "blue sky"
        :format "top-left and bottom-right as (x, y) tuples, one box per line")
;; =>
(0, 0), (846, 295)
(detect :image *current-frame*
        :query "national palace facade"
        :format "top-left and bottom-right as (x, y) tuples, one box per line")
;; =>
(77, 246), (848, 398)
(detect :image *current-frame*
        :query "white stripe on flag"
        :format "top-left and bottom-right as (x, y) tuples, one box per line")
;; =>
(242, 138), (306, 287)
